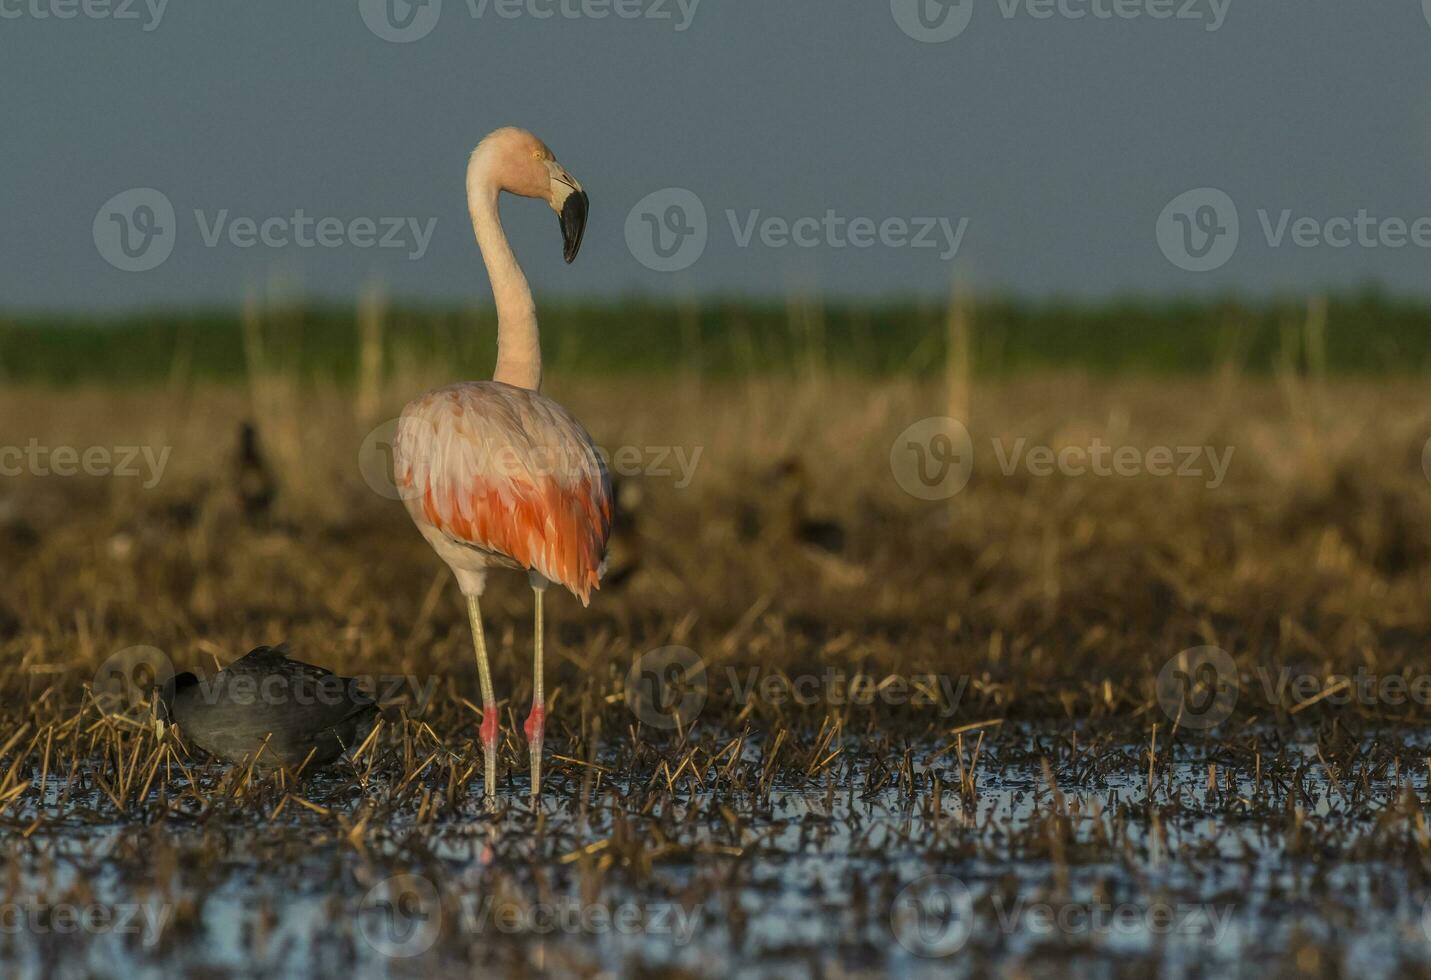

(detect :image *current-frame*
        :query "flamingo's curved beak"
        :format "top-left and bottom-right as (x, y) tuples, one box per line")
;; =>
(559, 188), (588, 264)
(547, 159), (588, 263)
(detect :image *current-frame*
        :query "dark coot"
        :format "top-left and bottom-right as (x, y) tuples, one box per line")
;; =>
(159, 644), (377, 770)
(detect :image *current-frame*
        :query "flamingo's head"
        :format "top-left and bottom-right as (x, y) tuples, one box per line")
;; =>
(475, 127), (589, 263)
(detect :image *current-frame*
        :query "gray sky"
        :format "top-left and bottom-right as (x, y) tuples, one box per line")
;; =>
(3, 1), (1430, 310)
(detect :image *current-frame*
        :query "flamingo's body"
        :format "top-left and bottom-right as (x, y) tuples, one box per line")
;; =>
(390, 127), (605, 801)
(396, 382), (611, 603)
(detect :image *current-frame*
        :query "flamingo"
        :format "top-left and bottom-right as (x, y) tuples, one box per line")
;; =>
(391, 128), (610, 801)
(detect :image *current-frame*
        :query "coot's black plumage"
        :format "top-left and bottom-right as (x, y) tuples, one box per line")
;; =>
(159, 644), (377, 770)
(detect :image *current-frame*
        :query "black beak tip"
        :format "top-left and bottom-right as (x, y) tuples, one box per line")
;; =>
(560, 190), (589, 264)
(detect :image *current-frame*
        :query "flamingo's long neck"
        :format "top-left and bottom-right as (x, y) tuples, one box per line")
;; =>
(467, 151), (541, 391)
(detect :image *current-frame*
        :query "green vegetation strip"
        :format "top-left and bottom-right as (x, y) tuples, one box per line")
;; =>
(1, 290), (1427, 383)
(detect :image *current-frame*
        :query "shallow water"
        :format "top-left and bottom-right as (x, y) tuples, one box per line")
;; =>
(2, 727), (1430, 978)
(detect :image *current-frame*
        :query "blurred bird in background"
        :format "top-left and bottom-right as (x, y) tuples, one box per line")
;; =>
(235, 421), (277, 525)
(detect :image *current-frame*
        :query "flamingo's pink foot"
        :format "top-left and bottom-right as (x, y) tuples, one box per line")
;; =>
(524, 703), (545, 798)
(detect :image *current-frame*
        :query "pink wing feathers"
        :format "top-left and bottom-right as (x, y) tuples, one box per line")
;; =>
(394, 383), (613, 604)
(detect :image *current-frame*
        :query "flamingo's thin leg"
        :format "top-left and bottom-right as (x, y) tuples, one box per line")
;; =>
(466, 594), (499, 800)
(524, 586), (546, 799)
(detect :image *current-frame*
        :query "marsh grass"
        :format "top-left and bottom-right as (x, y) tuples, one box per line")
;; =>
(2, 306), (1431, 974)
